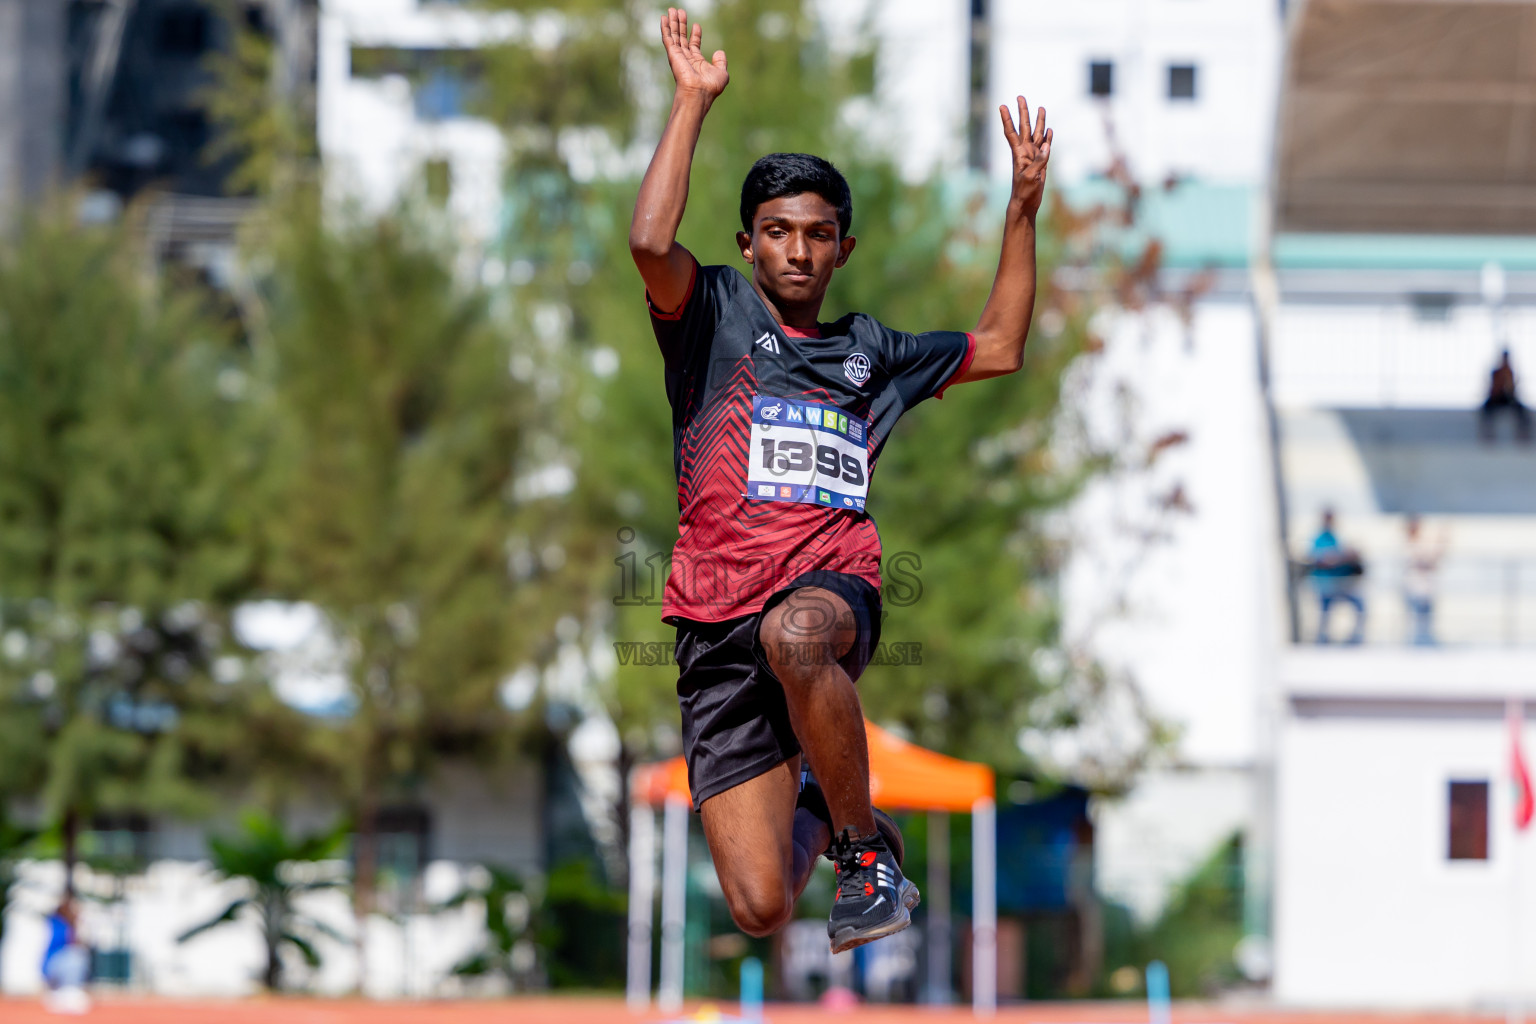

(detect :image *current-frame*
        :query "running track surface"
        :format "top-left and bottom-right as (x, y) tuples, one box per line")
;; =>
(0, 998), (1507, 1024)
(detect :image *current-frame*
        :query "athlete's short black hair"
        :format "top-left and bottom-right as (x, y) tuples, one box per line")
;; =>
(739, 153), (852, 239)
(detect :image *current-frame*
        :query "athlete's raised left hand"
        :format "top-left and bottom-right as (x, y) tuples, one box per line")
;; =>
(1000, 96), (1051, 221)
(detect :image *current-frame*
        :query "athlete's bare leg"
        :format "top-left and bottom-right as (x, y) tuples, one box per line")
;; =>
(759, 587), (878, 840)
(699, 755), (832, 936)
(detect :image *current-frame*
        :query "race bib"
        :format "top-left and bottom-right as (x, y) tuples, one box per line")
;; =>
(744, 395), (869, 511)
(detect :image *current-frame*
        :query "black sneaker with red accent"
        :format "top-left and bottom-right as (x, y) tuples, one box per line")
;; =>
(827, 828), (920, 954)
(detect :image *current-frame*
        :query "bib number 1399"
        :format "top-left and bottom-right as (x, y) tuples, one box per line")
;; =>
(760, 438), (865, 487)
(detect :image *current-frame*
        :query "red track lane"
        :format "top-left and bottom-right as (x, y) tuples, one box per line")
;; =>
(0, 998), (1509, 1024)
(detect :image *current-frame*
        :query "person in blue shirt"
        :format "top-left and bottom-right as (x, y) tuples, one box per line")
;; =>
(1308, 508), (1366, 643)
(41, 897), (91, 1013)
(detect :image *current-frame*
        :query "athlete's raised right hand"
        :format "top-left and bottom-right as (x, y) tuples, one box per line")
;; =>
(662, 8), (728, 100)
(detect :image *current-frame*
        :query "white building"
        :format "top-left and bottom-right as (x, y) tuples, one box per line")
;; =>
(991, 0), (1288, 931)
(317, 0), (518, 243)
(1263, 0), (1536, 1006)
(1015, 4), (1536, 1009)
(990, 0), (1282, 186)
(1274, 651), (1536, 1007)
(1265, 244), (1536, 1005)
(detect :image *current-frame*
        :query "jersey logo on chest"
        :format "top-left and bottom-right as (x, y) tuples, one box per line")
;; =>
(843, 352), (871, 387)
(754, 331), (780, 355)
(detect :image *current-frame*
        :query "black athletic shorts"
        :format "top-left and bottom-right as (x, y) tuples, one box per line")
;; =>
(673, 569), (882, 811)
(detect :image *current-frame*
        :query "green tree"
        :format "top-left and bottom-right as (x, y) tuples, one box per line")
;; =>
(437, 864), (541, 988)
(1101, 832), (1246, 997)
(250, 194), (554, 961)
(437, 859), (625, 991)
(200, 5), (566, 969)
(0, 204), (271, 894)
(176, 810), (349, 991)
(201, 0), (318, 199)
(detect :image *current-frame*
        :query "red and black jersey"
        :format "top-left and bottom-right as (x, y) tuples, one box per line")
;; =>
(649, 259), (975, 624)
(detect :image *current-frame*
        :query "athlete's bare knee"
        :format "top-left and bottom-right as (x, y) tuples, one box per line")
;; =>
(723, 879), (793, 938)
(763, 634), (823, 688)
(760, 594), (849, 687)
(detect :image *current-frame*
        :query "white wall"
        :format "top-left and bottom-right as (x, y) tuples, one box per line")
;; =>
(0, 859), (490, 997)
(1276, 708), (1536, 1006)
(0, 754), (542, 997)
(1059, 295), (1277, 927)
(1274, 649), (1536, 1006)
(317, 0), (514, 241)
(431, 760), (543, 869)
(1273, 299), (1536, 411)
(992, 0), (1282, 185)
(1093, 766), (1254, 922)
(1062, 299), (1275, 767)
(845, 0), (971, 182)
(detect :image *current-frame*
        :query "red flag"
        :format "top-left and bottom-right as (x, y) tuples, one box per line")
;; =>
(1511, 699), (1534, 832)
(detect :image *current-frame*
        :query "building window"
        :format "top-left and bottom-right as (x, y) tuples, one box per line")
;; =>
(1168, 64), (1197, 100)
(415, 69), (468, 121)
(1089, 62), (1114, 98)
(1448, 780), (1489, 860)
(351, 47), (483, 121)
(372, 805), (433, 875)
(1411, 291), (1456, 322)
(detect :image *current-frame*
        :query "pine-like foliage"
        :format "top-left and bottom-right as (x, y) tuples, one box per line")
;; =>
(251, 193), (554, 919)
(0, 205), (283, 888)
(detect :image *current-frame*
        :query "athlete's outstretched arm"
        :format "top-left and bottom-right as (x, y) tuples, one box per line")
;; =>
(953, 96), (1052, 386)
(629, 8), (729, 313)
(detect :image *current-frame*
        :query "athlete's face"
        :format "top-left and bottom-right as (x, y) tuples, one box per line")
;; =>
(737, 193), (856, 308)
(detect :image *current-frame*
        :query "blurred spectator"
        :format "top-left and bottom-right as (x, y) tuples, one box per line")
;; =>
(41, 898), (91, 1015)
(1402, 515), (1447, 646)
(1308, 508), (1366, 644)
(1479, 349), (1531, 443)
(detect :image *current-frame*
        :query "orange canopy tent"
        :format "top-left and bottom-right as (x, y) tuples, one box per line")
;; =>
(625, 721), (998, 1016)
(630, 719), (994, 812)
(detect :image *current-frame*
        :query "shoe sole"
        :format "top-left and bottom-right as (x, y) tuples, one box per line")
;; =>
(829, 880), (922, 954)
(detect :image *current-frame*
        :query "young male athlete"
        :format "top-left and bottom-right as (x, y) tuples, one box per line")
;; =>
(629, 8), (1050, 953)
